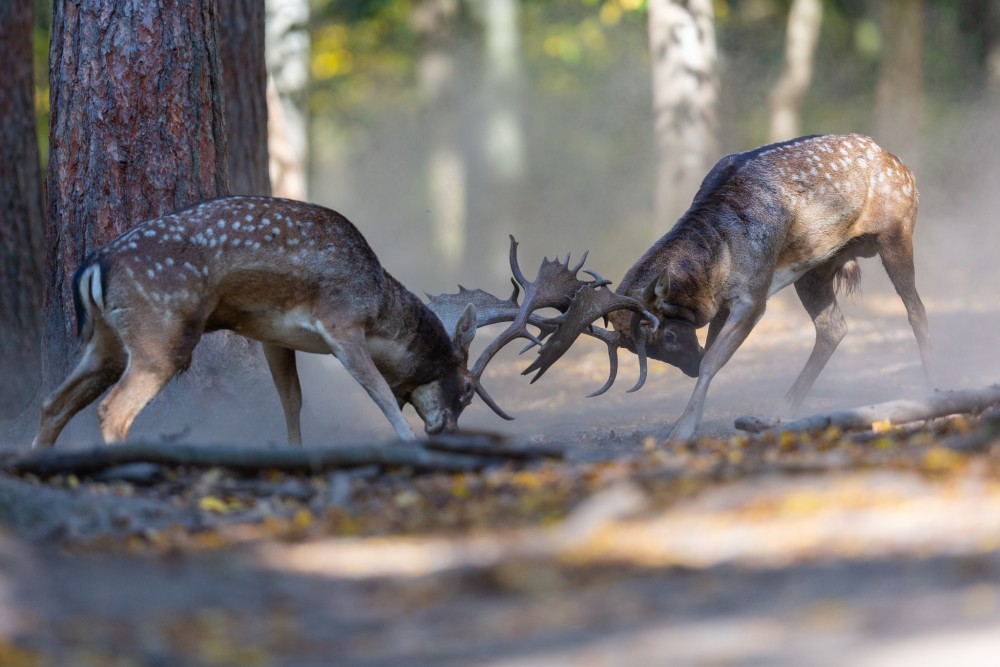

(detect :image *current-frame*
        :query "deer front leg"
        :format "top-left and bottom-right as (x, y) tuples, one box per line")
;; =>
(313, 322), (417, 441)
(784, 266), (847, 413)
(34, 330), (126, 448)
(262, 343), (303, 445)
(668, 298), (766, 442)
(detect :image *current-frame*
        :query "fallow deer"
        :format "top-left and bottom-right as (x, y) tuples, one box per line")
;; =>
(434, 134), (933, 443)
(34, 196), (485, 448)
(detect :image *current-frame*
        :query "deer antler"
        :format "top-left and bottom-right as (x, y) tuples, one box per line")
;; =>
(427, 238), (659, 420)
(521, 276), (659, 396)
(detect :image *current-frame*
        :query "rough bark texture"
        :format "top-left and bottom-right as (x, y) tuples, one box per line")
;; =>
(768, 0), (823, 142)
(876, 0), (924, 163)
(44, 0), (229, 391)
(219, 0), (271, 197)
(0, 2), (45, 418)
(647, 0), (719, 229)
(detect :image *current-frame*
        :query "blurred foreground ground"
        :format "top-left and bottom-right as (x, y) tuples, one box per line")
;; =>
(2, 261), (1000, 666)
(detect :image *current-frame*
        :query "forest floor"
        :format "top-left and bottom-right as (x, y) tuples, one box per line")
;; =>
(2, 286), (1000, 666)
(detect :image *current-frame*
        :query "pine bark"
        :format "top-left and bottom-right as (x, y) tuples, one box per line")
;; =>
(647, 0), (719, 228)
(0, 2), (45, 417)
(219, 0), (271, 197)
(44, 0), (229, 391)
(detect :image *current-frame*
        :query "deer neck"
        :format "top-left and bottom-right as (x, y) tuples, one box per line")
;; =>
(368, 273), (458, 394)
(613, 217), (730, 339)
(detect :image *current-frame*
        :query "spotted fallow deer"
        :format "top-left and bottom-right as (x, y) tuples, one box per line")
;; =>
(433, 134), (933, 443)
(34, 196), (485, 448)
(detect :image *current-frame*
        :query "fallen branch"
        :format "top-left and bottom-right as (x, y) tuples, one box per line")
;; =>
(1, 435), (564, 479)
(744, 385), (1000, 435)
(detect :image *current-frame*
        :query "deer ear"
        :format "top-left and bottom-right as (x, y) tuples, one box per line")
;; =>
(453, 303), (477, 359)
(643, 269), (671, 308)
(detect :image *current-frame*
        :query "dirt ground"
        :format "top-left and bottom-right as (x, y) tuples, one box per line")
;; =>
(2, 266), (1000, 666)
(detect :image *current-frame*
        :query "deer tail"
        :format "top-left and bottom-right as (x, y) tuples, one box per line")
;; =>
(834, 259), (861, 298)
(71, 255), (108, 338)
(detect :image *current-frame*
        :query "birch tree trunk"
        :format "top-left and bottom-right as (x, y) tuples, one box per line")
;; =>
(0, 1), (45, 418)
(647, 0), (719, 228)
(44, 0), (229, 391)
(768, 0), (823, 142)
(876, 0), (924, 163)
(474, 0), (525, 279)
(265, 0), (310, 200)
(415, 0), (467, 269)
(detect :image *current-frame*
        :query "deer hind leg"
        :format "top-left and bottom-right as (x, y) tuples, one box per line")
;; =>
(34, 324), (127, 448)
(784, 263), (848, 413)
(877, 228), (934, 387)
(312, 321), (416, 441)
(262, 343), (303, 445)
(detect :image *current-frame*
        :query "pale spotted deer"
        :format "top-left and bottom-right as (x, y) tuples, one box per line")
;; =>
(34, 196), (484, 448)
(434, 134), (933, 443)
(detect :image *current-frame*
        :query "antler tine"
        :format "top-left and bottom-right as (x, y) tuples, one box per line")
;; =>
(522, 283), (660, 394)
(582, 269), (613, 288)
(572, 250), (589, 275)
(625, 313), (649, 393)
(586, 343), (619, 398)
(475, 383), (515, 420)
(508, 235), (529, 289)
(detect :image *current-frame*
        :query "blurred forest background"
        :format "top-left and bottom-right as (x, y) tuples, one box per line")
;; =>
(7, 0), (1000, 440)
(23, 0), (1000, 291)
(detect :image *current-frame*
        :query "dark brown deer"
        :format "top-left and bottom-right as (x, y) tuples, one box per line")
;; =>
(435, 134), (933, 442)
(34, 196), (485, 448)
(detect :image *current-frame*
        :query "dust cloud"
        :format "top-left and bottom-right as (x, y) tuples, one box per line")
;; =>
(14, 21), (1000, 451)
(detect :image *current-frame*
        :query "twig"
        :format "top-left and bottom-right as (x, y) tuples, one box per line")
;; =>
(763, 385), (1000, 435)
(1, 436), (563, 479)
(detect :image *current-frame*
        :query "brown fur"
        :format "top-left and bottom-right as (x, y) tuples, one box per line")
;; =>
(612, 134), (933, 441)
(35, 196), (477, 447)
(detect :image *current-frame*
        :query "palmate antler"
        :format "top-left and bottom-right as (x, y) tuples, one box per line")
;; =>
(427, 236), (659, 419)
(522, 276), (659, 396)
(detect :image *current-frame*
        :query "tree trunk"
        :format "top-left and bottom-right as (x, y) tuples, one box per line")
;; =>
(473, 0), (526, 281)
(768, 0), (823, 143)
(415, 0), (467, 270)
(219, 0), (271, 197)
(265, 0), (310, 200)
(44, 0), (229, 391)
(647, 0), (719, 228)
(0, 2), (45, 419)
(876, 0), (923, 163)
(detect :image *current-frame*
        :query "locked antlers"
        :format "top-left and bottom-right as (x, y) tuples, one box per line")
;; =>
(427, 236), (659, 418)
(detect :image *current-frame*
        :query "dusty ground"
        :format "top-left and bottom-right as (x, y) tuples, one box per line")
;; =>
(2, 269), (1000, 666)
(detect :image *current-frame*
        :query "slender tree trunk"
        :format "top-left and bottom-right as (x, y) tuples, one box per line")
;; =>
(647, 0), (719, 228)
(265, 0), (310, 200)
(473, 0), (525, 280)
(415, 0), (467, 270)
(876, 0), (923, 162)
(44, 0), (229, 391)
(0, 2), (45, 418)
(219, 0), (271, 197)
(768, 0), (823, 142)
